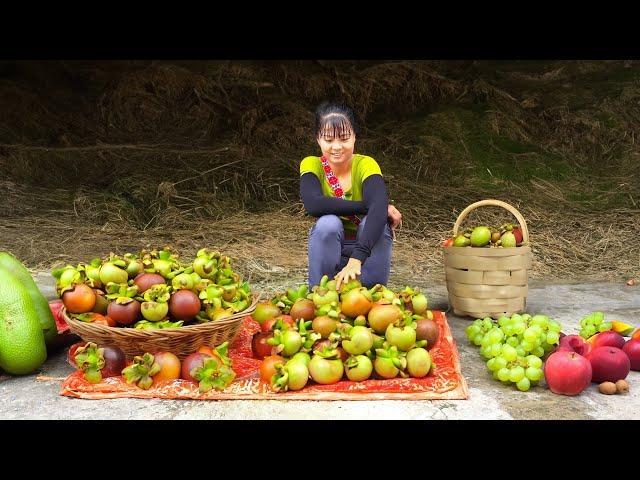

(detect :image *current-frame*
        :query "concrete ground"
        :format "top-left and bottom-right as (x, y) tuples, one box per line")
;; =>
(1, 275), (639, 420)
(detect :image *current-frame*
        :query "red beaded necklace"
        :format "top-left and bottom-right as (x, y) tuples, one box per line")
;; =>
(321, 155), (361, 226)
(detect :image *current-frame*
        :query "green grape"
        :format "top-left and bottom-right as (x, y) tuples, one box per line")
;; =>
(542, 342), (554, 353)
(502, 345), (517, 362)
(523, 328), (538, 342)
(532, 346), (545, 358)
(546, 331), (560, 344)
(490, 343), (502, 357)
(482, 318), (493, 330)
(473, 335), (484, 346)
(516, 377), (531, 391)
(480, 345), (492, 358)
(498, 316), (509, 326)
(598, 322), (612, 333)
(580, 315), (593, 328)
(521, 313), (532, 322)
(525, 367), (543, 381)
(531, 315), (548, 327)
(526, 356), (543, 369)
(592, 311), (605, 325)
(494, 356), (508, 370)
(492, 370), (501, 380)
(514, 323), (526, 335)
(506, 337), (519, 348)
(511, 313), (523, 324)
(509, 366), (525, 383)
(584, 325), (597, 337)
(487, 358), (497, 371)
(502, 325), (515, 337)
(497, 368), (510, 382)
(487, 329), (503, 344)
(548, 321), (561, 333)
(521, 340), (534, 352)
(515, 346), (526, 357)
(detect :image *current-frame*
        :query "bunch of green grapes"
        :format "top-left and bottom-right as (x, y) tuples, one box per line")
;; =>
(579, 311), (611, 339)
(465, 313), (562, 391)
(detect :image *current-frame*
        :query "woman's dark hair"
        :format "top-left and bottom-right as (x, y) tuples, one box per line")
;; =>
(315, 101), (359, 139)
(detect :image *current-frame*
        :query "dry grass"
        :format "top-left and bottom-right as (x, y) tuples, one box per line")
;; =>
(0, 60), (639, 286)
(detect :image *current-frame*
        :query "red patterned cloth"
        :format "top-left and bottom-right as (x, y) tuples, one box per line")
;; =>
(60, 311), (468, 400)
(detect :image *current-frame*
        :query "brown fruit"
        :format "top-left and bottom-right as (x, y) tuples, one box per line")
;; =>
(415, 319), (439, 350)
(598, 381), (617, 395)
(615, 379), (629, 394)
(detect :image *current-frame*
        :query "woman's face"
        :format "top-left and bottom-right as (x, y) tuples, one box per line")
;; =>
(317, 127), (356, 166)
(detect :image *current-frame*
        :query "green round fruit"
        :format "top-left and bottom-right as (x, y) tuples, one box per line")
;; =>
(453, 235), (471, 247)
(470, 226), (491, 247)
(501, 231), (517, 248)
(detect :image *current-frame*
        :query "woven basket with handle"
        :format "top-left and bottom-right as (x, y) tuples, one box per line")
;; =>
(443, 199), (532, 319)
(63, 294), (260, 359)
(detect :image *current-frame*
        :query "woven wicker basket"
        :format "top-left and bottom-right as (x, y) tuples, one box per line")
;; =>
(63, 294), (260, 359)
(444, 199), (532, 319)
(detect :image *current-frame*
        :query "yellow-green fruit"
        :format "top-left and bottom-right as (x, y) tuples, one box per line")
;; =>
(453, 235), (470, 247)
(0, 252), (57, 347)
(470, 226), (491, 247)
(0, 268), (47, 374)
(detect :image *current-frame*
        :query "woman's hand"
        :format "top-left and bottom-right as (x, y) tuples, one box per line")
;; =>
(334, 258), (362, 291)
(388, 204), (402, 230)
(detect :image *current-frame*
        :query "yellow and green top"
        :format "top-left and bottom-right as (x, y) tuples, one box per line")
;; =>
(300, 154), (382, 236)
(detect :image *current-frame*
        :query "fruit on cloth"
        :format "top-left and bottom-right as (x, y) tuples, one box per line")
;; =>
(308, 351), (344, 384)
(311, 316), (338, 338)
(385, 323), (416, 352)
(415, 318), (439, 350)
(442, 237), (454, 247)
(0, 268), (47, 374)
(406, 347), (431, 378)
(289, 299), (315, 321)
(589, 346), (630, 383)
(271, 360), (309, 392)
(252, 332), (274, 359)
(0, 252), (58, 346)
(544, 350), (592, 396)
(368, 303), (402, 334)
(470, 226), (491, 247)
(181, 352), (212, 383)
(587, 331), (625, 350)
(615, 379), (629, 393)
(153, 352), (181, 383)
(599, 382), (617, 395)
(189, 354), (235, 393)
(122, 353), (162, 389)
(101, 346), (126, 377)
(611, 320), (635, 336)
(253, 302), (281, 325)
(342, 326), (374, 355)
(169, 289), (201, 321)
(344, 354), (373, 381)
(62, 284), (97, 314)
(259, 355), (286, 382)
(622, 339), (640, 370)
(340, 288), (373, 318)
(558, 334), (592, 357)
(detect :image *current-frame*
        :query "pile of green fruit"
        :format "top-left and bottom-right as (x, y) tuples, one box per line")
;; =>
(444, 223), (524, 248)
(52, 247), (251, 329)
(465, 313), (562, 391)
(0, 251), (59, 375)
(251, 277), (439, 392)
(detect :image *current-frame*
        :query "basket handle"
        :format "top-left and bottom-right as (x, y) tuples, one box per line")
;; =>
(452, 199), (530, 243)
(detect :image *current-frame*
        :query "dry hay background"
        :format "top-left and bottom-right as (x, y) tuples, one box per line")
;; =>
(0, 60), (638, 289)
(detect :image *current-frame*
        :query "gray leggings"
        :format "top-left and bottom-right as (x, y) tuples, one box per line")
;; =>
(307, 214), (393, 289)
